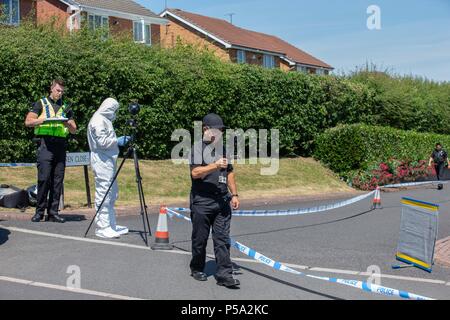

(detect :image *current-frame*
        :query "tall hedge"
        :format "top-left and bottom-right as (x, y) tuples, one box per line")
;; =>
(1, 24), (449, 163)
(349, 70), (450, 134)
(314, 124), (450, 173)
(0, 23), (377, 162)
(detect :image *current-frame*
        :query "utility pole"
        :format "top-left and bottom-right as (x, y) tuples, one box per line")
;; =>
(164, 0), (168, 9)
(226, 13), (235, 24)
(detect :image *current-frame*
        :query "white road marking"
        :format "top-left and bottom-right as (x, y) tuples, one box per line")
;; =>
(0, 276), (142, 300)
(2, 224), (449, 288)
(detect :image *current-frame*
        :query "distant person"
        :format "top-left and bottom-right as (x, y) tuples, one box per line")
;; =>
(25, 79), (77, 223)
(429, 143), (450, 181)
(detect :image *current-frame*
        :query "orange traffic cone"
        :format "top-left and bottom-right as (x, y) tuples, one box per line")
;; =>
(151, 206), (173, 251)
(372, 186), (382, 209)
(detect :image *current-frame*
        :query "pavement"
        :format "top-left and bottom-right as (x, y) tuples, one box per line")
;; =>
(0, 186), (449, 300)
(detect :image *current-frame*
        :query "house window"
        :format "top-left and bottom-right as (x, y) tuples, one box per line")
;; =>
(0, 0), (20, 25)
(236, 50), (246, 64)
(263, 55), (275, 69)
(317, 69), (324, 75)
(133, 21), (151, 45)
(87, 14), (109, 30)
(297, 65), (308, 73)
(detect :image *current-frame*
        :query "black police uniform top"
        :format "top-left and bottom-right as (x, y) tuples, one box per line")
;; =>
(190, 140), (233, 212)
(431, 149), (448, 164)
(31, 97), (74, 145)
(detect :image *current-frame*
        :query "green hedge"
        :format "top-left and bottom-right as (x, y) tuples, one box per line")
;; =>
(314, 124), (450, 173)
(349, 70), (450, 134)
(1, 23), (449, 163)
(0, 23), (377, 162)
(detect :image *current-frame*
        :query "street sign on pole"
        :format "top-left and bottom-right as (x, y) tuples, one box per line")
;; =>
(66, 152), (92, 208)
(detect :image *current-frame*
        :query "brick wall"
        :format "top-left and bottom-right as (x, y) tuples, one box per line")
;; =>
(160, 16), (230, 61)
(151, 24), (160, 46)
(109, 16), (133, 36)
(20, 0), (35, 22)
(245, 51), (263, 66)
(35, 0), (69, 28)
(280, 59), (293, 72)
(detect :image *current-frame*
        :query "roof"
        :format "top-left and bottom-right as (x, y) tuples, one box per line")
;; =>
(68, 0), (161, 19)
(163, 9), (333, 70)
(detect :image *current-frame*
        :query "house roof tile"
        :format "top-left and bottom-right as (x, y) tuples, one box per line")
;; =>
(73, 0), (160, 19)
(166, 9), (332, 69)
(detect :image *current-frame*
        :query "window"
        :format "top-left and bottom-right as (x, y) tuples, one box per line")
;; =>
(133, 21), (151, 45)
(316, 69), (325, 75)
(236, 50), (246, 64)
(263, 55), (275, 69)
(87, 14), (108, 30)
(0, 0), (20, 25)
(297, 65), (308, 73)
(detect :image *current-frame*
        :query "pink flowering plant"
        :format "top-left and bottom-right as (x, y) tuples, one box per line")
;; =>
(350, 158), (435, 190)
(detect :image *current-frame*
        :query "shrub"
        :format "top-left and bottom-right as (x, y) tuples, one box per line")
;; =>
(314, 124), (450, 174)
(0, 23), (376, 162)
(349, 159), (435, 190)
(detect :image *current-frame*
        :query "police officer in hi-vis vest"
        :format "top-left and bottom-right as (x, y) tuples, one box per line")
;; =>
(25, 79), (77, 223)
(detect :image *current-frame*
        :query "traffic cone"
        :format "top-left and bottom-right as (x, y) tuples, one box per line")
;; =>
(151, 206), (173, 250)
(372, 186), (381, 209)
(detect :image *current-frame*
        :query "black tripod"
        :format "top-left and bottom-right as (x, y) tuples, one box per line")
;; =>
(84, 139), (152, 246)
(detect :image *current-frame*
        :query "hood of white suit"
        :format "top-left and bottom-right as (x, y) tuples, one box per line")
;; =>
(97, 98), (119, 121)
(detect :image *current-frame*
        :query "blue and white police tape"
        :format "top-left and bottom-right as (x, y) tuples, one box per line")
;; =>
(381, 181), (447, 189)
(0, 163), (36, 167)
(165, 207), (433, 300)
(168, 190), (376, 217)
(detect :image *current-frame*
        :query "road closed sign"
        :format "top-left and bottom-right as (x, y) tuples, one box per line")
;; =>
(66, 152), (90, 167)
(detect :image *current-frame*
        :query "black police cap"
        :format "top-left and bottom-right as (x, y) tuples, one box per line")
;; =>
(202, 113), (228, 129)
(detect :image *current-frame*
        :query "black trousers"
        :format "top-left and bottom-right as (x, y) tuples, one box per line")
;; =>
(434, 162), (445, 181)
(36, 137), (67, 217)
(190, 196), (233, 279)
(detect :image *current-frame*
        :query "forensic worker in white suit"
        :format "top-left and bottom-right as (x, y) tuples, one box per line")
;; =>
(87, 98), (130, 239)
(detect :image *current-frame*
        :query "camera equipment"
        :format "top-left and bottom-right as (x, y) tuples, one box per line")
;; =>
(84, 102), (152, 245)
(128, 102), (140, 116)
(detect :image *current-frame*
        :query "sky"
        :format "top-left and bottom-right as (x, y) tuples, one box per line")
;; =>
(136, 0), (450, 82)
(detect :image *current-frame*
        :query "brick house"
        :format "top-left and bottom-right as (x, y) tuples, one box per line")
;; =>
(0, 0), (167, 45)
(160, 9), (333, 74)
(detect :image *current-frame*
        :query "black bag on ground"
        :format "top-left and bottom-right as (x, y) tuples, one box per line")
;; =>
(0, 184), (29, 209)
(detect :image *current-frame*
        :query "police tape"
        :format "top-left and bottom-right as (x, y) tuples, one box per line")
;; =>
(168, 190), (376, 217)
(165, 207), (434, 300)
(0, 163), (36, 167)
(381, 181), (447, 189)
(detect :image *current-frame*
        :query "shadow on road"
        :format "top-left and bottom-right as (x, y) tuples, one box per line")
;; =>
(61, 214), (87, 222)
(170, 209), (376, 246)
(237, 264), (344, 300)
(172, 245), (342, 299)
(0, 227), (10, 245)
(231, 208), (376, 239)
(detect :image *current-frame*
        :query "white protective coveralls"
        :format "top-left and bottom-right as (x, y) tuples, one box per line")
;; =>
(87, 98), (128, 238)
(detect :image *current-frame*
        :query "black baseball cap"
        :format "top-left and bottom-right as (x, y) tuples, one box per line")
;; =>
(202, 113), (228, 129)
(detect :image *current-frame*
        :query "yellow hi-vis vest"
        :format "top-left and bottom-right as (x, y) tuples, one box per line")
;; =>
(34, 98), (69, 138)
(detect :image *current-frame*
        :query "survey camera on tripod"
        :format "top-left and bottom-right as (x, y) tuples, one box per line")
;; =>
(127, 102), (140, 126)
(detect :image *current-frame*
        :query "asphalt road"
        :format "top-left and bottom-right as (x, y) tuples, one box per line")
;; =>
(1, 186), (449, 300)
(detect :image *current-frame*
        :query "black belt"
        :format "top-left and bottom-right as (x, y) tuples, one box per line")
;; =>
(192, 191), (229, 198)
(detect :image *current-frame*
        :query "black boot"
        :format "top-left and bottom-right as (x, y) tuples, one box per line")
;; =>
(216, 277), (240, 288)
(31, 214), (44, 222)
(46, 214), (66, 223)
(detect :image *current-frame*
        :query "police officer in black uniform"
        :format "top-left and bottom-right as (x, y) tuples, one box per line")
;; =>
(25, 79), (77, 223)
(189, 113), (241, 288)
(429, 143), (450, 181)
